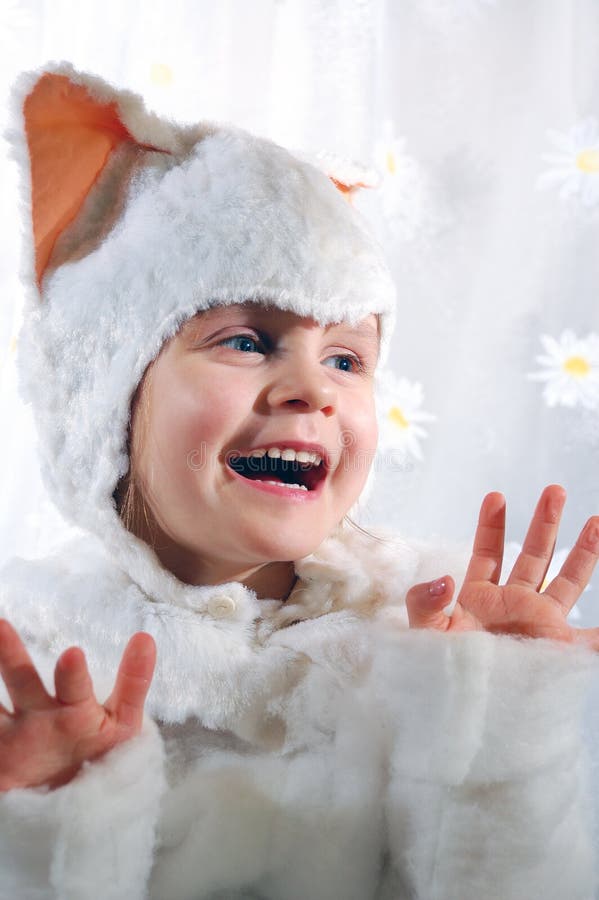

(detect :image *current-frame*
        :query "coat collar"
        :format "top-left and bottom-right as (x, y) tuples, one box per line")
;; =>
(90, 517), (420, 637)
(0, 521), (422, 731)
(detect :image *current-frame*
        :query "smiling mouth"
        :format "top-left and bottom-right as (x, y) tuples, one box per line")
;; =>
(226, 454), (327, 492)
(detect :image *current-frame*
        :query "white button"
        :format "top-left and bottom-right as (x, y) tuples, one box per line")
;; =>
(208, 594), (237, 618)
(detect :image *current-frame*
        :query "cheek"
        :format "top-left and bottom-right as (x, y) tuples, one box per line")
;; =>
(144, 368), (250, 467)
(348, 393), (378, 450)
(337, 394), (378, 485)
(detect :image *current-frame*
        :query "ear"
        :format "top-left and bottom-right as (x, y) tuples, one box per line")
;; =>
(329, 175), (372, 203)
(310, 151), (379, 204)
(23, 72), (159, 289)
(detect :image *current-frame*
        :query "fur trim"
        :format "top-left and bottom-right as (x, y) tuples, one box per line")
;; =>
(0, 530), (598, 898)
(272, 525), (420, 627)
(370, 627), (598, 899)
(0, 718), (165, 900)
(0, 525), (467, 732)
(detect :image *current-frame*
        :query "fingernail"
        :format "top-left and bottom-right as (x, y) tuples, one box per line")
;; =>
(429, 578), (446, 597)
(585, 521), (599, 551)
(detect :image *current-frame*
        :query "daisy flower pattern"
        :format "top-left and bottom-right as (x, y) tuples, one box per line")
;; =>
(372, 120), (448, 240)
(529, 331), (599, 410)
(503, 542), (584, 623)
(537, 117), (599, 209)
(375, 369), (435, 462)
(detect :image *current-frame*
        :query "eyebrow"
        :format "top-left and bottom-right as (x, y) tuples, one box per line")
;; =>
(326, 320), (379, 340)
(183, 307), (380, 353)
(325, 321), (381, 356)
(182, 305), (248, 334)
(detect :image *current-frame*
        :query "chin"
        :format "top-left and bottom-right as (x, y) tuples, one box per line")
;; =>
(244, 523), (333, 563)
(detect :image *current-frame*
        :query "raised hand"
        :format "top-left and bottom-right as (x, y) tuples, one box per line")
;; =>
(406, 485), (599, 650)
(0, 621), (156, 791)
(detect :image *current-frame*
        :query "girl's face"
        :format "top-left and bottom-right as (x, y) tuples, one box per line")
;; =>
(129, 303), (380, 590)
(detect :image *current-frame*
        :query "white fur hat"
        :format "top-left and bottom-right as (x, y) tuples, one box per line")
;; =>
(5, 61), (396, 568)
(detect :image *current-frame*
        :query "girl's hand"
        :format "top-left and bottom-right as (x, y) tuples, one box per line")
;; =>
(0, 621), (156, 791)
(406, 485), (599, 651)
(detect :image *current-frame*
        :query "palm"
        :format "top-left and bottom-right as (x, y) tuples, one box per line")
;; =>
(0, 623), (156, 790)
(450, 582), (572, 642)
(407, 485), (599, 650)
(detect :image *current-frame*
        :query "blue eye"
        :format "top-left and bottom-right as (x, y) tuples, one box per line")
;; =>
(324, 354), (364, 373)
(217, 335), (364, 372)
(219, 334), (264, 353)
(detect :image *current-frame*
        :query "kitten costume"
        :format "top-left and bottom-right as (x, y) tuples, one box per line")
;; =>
(0, 63), (597, 899)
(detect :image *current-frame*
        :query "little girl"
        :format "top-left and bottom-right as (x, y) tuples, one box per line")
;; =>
(1, 62), (598, 900)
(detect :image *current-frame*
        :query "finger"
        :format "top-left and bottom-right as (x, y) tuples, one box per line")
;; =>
(543, 516), (599, 614)
(54, 647), (96, 706)
(0, 619), (50, 711)
(106, 633), (156, 731)
(406, 577), (454, 630)
(506, 485), (566, 590)
(463, 493), (506, 584)
(573, 627), (599, 653)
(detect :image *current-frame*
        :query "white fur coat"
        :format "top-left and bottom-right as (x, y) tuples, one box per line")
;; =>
(0, 523), (597, 900)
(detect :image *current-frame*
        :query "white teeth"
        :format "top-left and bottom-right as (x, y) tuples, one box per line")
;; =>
(248, 447), (323, 465)
(262, 481), (308, 490)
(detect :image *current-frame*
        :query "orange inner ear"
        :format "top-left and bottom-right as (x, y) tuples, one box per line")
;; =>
(329, 176), (370, 204)
(24, 73), (135, 288)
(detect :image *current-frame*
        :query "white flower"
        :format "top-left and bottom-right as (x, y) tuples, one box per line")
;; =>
(529, 330), (599, 410)
(372, 120), (450, 240)
(537, 117), (599, 209)
(375, 369), (435, 462)
(503, 542), (585, 623)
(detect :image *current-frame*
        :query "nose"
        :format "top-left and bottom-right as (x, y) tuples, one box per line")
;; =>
(265, 360), (337, 417)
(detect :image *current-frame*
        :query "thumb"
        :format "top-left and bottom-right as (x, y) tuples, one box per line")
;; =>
(406, 576), (454, 630)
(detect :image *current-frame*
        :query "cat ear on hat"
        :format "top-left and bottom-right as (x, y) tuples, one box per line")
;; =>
(6, 63), (182, 297)
(8, 64), (386, 311)
(25, 72), (137, 289)
(24, 72), (173, 290)
(299, 149), (380, 204)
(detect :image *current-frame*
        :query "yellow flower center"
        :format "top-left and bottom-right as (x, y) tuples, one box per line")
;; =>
(575, 149), (599, 173)
(386, 151), (397, 175)
(150, 63), (173, 86)
(562, 355), (591, 378)
(389, 405), (409, 429)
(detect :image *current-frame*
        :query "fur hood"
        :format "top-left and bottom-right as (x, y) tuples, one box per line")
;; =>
(4, 61), (396, 569)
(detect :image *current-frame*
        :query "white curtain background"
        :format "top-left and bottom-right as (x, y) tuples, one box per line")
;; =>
(1, 0), (599, 631)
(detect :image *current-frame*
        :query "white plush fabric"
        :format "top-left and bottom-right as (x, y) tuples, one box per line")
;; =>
(4, 61), (396, 556)
(0, 526), (597, 899)
(0, 718), (165, 900)
(2, 62), (598, 900)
